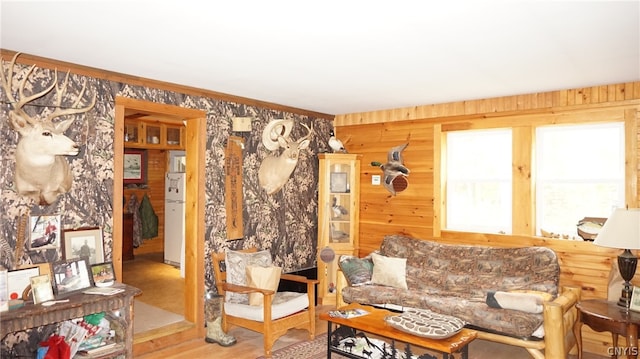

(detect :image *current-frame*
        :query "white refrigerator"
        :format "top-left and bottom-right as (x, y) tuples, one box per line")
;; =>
(164, 172), (185, 277)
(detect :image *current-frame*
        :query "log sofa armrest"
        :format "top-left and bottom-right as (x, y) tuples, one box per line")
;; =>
(541, 285), (581, 358)
(335, 268), (348, 308)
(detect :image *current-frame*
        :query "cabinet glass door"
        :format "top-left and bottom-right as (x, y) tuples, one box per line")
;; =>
(124, 122), (141, 145)
(166, 126), (182, 147)
(146, 124), (161, 145)
(328, 162), (352, 244)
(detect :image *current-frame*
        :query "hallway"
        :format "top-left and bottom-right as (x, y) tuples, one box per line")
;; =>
(122, 238), (188, 337)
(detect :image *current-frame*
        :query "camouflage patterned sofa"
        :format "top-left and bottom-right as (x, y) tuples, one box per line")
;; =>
(335, 234), (581, 359)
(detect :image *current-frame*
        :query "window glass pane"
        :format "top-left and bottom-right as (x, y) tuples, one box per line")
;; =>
(446, 129), (512, 233)
(536, 122), (624, 237)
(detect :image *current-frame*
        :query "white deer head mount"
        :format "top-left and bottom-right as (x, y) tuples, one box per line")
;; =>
(258, 121), (313, 195)
(1, 53), (96, 205)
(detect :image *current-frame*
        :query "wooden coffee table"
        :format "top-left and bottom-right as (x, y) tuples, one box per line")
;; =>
(319, 304), (477, 359)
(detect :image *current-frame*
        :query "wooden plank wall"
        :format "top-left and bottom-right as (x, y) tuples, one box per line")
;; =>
(334, 81), (640, 357)
(123, 149), (167, 252)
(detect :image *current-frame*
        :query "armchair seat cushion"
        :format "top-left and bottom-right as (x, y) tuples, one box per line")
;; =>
(224, 291), (309, 321)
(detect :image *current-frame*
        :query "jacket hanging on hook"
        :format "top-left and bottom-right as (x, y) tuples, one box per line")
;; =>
(139, 194), (158, 239)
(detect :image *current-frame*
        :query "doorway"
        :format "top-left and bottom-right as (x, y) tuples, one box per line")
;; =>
(113, 97), (207, 354)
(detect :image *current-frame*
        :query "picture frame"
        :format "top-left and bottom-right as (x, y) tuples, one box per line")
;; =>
(90, 262), (115, 287)
(631, 286), (640, 312)
(52, 258), (94, 297)
(30, 274), (55, 304)
(28, 215), (61, 250)
(330, 172), (348, 193)
(7, 267), (39, 301)
(63, 227), (104, 265)
(123, 148), (147, 184)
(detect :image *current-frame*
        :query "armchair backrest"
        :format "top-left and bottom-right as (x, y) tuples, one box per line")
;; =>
(212, 247), (258, 295)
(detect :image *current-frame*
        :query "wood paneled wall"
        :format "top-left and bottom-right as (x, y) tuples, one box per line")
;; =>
(335, 82), (640, 126)
(335, 81), (640, 356)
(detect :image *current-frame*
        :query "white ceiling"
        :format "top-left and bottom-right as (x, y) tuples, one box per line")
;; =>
(1, 1), (639, 115)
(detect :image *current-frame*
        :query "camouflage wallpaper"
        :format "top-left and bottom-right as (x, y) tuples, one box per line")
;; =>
(0, 59), (333, 356)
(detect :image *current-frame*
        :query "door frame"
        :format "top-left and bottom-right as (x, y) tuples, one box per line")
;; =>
(113, 97), (207, 350)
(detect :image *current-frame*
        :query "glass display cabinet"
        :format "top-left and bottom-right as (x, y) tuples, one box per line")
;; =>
(317, 153), (361, 306)
(123, 119), (184, 149)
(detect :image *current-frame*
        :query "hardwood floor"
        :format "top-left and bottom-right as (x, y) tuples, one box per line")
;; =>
(131, 295), (607, 358)
(123, 251), (184, 314)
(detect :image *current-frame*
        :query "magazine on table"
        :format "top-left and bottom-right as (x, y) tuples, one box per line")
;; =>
(328, 308), (369, 319)
(83, 286), (124, 296)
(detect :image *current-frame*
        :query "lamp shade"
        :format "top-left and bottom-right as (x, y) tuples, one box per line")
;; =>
(593, 208), (640, 249)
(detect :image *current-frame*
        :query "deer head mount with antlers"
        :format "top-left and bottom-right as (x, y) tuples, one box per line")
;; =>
(258, 120), (313, 195)
(1, 53), (96, 205)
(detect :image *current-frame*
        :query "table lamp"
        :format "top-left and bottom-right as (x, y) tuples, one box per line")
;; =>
(593, 208), (640, 308)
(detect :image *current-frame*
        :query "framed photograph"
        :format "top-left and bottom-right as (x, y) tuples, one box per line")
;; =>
(30, 274), (54, 304)
(90, 262), (115, 287)
(631, 286), (640, 312)
(63, 227), (104, 264)
(330, 172), (348, 193)
(28, 215), (61, 250)
(52, 258), (94, 297)
(123, 148), (147, 184)
(7, 267), (39, 301)
(19, 263), (53, 285)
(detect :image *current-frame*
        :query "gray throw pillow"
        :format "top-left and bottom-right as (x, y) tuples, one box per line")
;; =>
(338, 255), (374, 286)
(225, 249), (272, 303)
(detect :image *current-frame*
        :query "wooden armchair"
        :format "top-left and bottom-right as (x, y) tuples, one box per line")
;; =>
(212, 248), (318, 358)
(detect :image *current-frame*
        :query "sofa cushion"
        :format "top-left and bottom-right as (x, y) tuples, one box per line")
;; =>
(385, 307), (466, 339)
(379, 234), (559, 300)
(338, 255), (374, 286)
(342, 284), (544, 338)
(370, 253), (408, 289)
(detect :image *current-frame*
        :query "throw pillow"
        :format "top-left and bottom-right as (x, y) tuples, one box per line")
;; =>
(485, 290), (544, 313)
(384, 308), (466, 339)
(508, 289), (554, 302)
(338, 255), (374, 286)
(246, 265), (282, 306)
(225, 249), (273, 303)
(370, 252), (408, 289)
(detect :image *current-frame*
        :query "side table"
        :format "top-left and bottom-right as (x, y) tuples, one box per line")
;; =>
(1, 283), (141, 358)
(574, 299), (640, 359)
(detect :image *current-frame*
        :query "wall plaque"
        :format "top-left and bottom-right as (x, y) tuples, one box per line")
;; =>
(225, 136), (244, 240)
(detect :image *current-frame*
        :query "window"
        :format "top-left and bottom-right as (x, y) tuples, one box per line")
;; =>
(535, 122), (625, 237)
(446, 129), (512, 234)
(444, 121), (625, 238)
